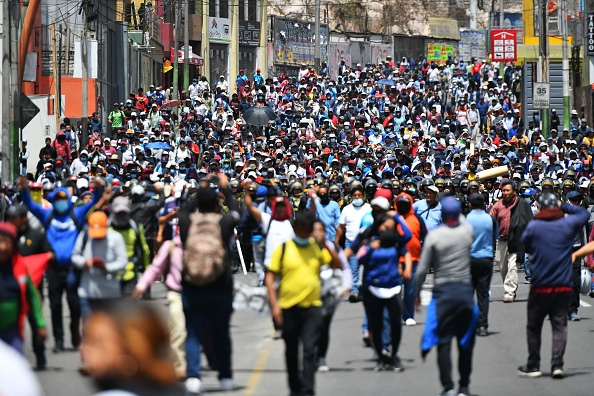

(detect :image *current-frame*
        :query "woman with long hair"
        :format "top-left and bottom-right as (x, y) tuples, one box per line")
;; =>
(81, 301), (185, 396)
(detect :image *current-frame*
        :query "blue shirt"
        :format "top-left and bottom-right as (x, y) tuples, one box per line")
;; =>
(307, 199), (341, 242)
(413, 200), (442, 231)
(466, 209), (495, 259)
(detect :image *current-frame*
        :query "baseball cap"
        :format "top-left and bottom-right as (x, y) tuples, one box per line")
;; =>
(566, 191), (581, 201)
(441, 196), (461, 224)
(88, 211), (108, 239)
(370, 197), (390, 210)
(111, 196), (130, 213)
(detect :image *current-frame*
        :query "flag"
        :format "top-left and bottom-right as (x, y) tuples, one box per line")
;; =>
(24, 253), (53, 286)
(163, 60), (173, 73)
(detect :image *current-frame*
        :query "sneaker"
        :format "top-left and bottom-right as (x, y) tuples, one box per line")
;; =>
(257, 279), (264, 287)
(517, 364), (542, 378)
(503, 295), (514, 303)
(362, 332), (371, 347)
(405, 318), (417, 326)
(552, 367), (564, 379)
(317, 358), (330, 373)
(589, 290), (594, 298)
(348, 292), (360, 303)
(476, 327), (488, 337)
(386, 357), (404, 373)
(373, 360), (383, 372)
(524, 278), (531, 284)
(185, 377), (202, 394)
(568, 312), (581, 321)
(220, 378), (234, 391)
(457, 386), (470, 396)
(439, 389), (456, 396)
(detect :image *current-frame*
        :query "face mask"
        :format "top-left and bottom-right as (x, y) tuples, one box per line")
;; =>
(130, 173), (137, 179)
(352, 198), (364, 207)
(319, 194), (330, 204)
(81, 157), (88, 164)
(293, 236), (311, 246)
(54, 199), (69, 213)
(524, 197), (532, 204)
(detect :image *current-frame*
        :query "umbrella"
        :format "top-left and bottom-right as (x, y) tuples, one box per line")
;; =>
(242, 106), (277, 127)
(160, 100), (181, 109)
(377, 78), (395, 86)
(146, 141), (172, 150)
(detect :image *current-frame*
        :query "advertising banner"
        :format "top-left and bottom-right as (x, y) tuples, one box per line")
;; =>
(273, 17), (328, 66)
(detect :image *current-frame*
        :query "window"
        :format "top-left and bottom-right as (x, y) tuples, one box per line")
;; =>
(220, 0), (229, 18)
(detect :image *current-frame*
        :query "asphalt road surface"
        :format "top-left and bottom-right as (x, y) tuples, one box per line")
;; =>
(26, 269), (594, 396)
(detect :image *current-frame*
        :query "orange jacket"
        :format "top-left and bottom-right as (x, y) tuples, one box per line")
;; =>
(397, 193), (426, 262)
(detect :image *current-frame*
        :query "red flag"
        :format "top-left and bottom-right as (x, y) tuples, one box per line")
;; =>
(24, 253), (52, 286)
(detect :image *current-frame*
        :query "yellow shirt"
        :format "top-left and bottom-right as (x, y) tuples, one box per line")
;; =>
(268, 239), (332, 309)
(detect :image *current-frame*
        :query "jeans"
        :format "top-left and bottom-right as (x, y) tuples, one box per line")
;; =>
(183, 286), (233, 380)
(47, 267), (81, 348)
(282, 306), (322, 396)
(524, 254), (532, 279)
(470, 257), (493, 329)
(569, 258), (581, 315)
(526, 290), (571, 369)
(402, 261), (418, 321)
(252, 238), (266, 282)
(362, 286), (402, 363)
(345, 239), (359, 293)
(362, 310), (391, 351)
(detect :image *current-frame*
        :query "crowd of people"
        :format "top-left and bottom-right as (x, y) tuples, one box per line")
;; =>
(2, 53), (594, 396)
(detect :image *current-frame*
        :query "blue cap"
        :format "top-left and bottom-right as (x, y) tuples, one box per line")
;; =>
(566, 191), (581, 201)
(256, 186), (269, 197)
(522, 188), (537, 197)
(441, 196), (461, 223)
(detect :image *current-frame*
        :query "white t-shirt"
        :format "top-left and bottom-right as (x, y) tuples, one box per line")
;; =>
(339, 203), (372, 242)
(261, 213), (295, 267)
(0, 341), (44, 396)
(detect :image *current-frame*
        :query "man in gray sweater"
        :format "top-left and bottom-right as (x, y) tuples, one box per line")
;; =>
(71, 211), (128, 318)
(415, 197), (477, 396)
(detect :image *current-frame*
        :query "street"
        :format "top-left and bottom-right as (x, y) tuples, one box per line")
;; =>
(29, 271), (594, 396)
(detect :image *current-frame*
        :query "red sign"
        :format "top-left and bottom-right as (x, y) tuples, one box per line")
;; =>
(490, 29), (517, 62)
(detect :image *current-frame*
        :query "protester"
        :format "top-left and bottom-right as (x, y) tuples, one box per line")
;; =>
(415, 197), (476, 396)
(518, 194), (589, 379)
(265, 212), (342, 396)
(81, 300), (186, 396)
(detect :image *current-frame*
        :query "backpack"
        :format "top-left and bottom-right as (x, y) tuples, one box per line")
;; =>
(182, 212), (225, 286)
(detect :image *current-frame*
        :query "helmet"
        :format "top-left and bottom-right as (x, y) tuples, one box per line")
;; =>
(406, 185), (418, 196)
(564, 169), (576, 180)
(365, 178), (378, 189)
(291, 181), (304, 192)
(329, 185), (341, 195)
(380, 179), (393, 189)
(404, 177), (416, 186)
(434, 178), (445, 188)
(563, 179), (574, 189)
(519, 180), (531, 191)
(542, 178), (554, 189)
(421, 178), (434, 187)
(306, 179), (315, 189)
(444, 178), (454, 188)
(401, 165), (410, 174)
(350, 180), (364, 194)
(360, 212), (374, 230)
(469, 180), (480, 190)
(552, 179), (561, 190)
(229, 179), (240, 189)
(460, 179), (470, 189)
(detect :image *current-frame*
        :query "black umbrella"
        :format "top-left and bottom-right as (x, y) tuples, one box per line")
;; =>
(242, 106), (277, 127)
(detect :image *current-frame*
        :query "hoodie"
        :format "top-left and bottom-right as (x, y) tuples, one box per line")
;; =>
(397, 192), (427, 262)
(20, 186), (103, 266)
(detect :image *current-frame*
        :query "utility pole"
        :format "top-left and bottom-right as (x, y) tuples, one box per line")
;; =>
(202, 0), (209, 84)
(58, 25), (63, 119)
(183, 0), (189, 87)
(314, 0), (321, 72)
(52, 24), (60, 133)
(81, 8), (89, 148)
(1, 0), (10, 183)
(470, 0), (478, 29)
(231, 0), (239, 93)
(172, 0), (179, 99)
(259, 0), (267, 73)
(560, 0), (570, 130)
(9, 0), (20, 180)
(539, 0), (550, 135)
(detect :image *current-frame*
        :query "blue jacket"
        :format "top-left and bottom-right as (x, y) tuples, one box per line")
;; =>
(521, 203), (589, 287)
(21, 187), (102, 266)
(359, 245), (406, 289)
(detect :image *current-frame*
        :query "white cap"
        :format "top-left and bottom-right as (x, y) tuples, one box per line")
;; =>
(370, 197), (390, 210)
(76, 178), (89, 189)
